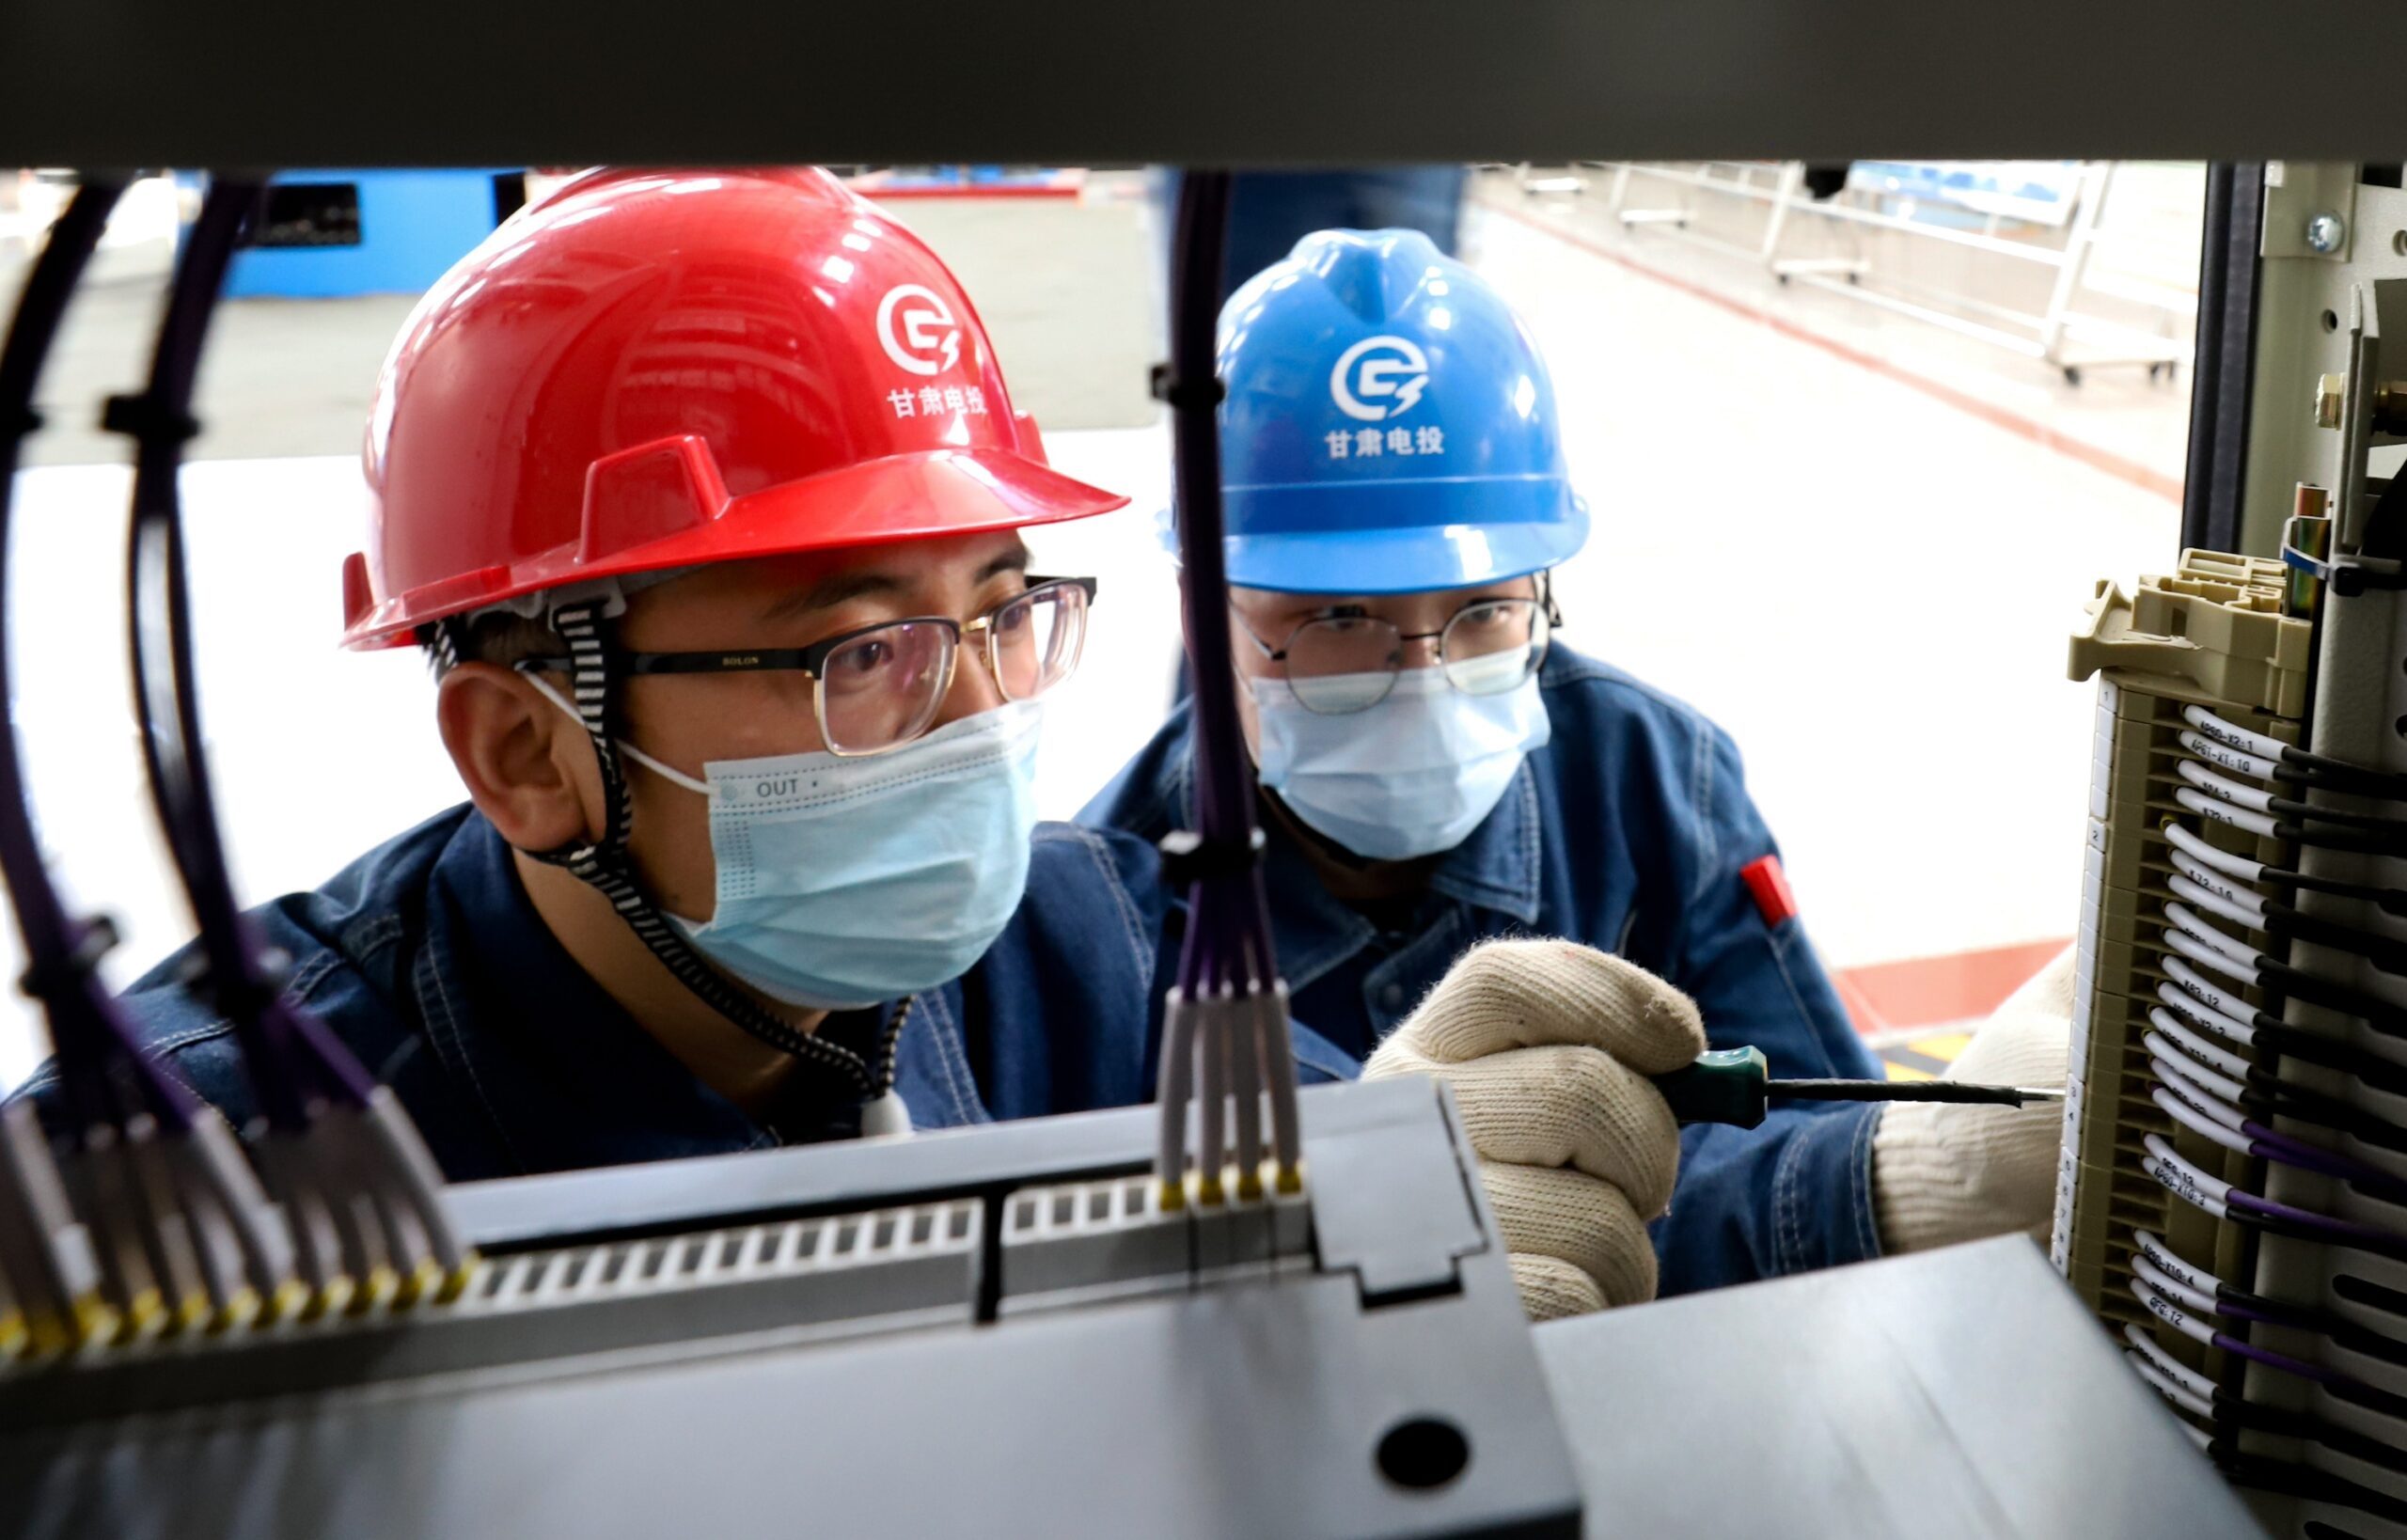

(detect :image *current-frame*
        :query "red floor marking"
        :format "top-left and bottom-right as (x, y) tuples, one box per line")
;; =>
(1481, 198), (2185, 507)
(1832, 937), (2074, 1037)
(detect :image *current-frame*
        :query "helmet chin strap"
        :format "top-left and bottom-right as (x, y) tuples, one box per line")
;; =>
(500, 601), (891, 1105)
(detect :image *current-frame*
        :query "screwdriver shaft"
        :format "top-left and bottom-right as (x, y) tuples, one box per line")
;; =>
(1767, 1078), (2064, 1109)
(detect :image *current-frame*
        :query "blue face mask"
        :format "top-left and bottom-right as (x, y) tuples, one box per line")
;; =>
(531, 678), (1043, 1011)
(1251, 658), (1550, 861)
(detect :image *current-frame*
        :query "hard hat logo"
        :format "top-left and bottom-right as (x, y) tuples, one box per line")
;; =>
(343, 168), (1125, 650)
(875, 284), (961, 377)
(1213, 228), (1585, 594)
(1329, 336), (1430, 422)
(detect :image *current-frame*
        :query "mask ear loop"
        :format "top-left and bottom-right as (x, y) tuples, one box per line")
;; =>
(515, 605), (886, 1104)
(517, 670), (712, 797)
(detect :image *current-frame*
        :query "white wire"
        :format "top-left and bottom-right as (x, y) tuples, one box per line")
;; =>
(2163, 928), (2258, 993)
(2152, 1086), (2256, 1158)
(2166, 851), (2269, 924)
(1230, 989), (1264, 1186)
(2143, 1154), (2231, 1218)
(2134, 1230), (2227, 1300)
(2169, 872), (2265, 935)
(2147, 1006), (2255, 1079)
(2186, 703), (2289, 762)
(2163, 900), (2261, 970)
(2146, 1031), (2251, 1108)
(2159, 960), (2258, 1040)
(2129, 1351), (2219, 1421)
(1155, 989), (1196, 1194)
(2163, 822), (2267, 886)
(2124, 1319), (2221, 1400)
(2167, 899), (2261, 966)
(2149, 1068), (2249, 1142)
(1251, 982), (1304, 1186)
(2132, 1271), (2221, 1347)
(2180, 727), (2281, 783)
(2134, 1253), (2219, 1314)
(2157, 986), (2258, 1050)
(2145, 1133), (2234, 1197)
(1196, 986), (1228, 1190)
(2179, 759), (2278, 814)
(2162, 924), (2259, 1001)
(2177, 786), (2282, 839)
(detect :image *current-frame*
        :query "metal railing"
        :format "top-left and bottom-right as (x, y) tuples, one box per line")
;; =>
(1513, 162), (2194, 385)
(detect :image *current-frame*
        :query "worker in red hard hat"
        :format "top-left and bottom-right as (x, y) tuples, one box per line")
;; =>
(15, 167), (1356, 1176)
(20, 168), (1751, 1332)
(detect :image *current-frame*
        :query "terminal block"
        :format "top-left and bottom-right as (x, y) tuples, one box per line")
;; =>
(2059, 553), (2307, 1341)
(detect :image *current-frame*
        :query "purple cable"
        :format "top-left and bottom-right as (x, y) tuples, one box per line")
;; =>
(2242, 1120), (2407, 1198)
(1164, 169), (1266, 1004)
(2133, 1274), (2337, 1383)
(2212, 1329), (2364, 1390)
(2228, 1187), (2407, 1255)
(2217, 1297), (2311, 1332)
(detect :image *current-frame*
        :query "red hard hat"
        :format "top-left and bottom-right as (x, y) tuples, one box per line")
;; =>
(341, 166), (1127, 649)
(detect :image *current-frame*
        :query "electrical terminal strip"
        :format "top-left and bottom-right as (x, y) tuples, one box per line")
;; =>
(0, 1196), (987, 1424)
(1001, 1162), (1314, 1316)
(2066, 541), (2407, 1527)
(2059, 554), (2308, 1344)
(6, 1162), (1324, 1422)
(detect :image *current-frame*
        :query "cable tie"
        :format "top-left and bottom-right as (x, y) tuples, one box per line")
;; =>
(99, 391), (201, 445)
(15, 914), (119, 1000)
(2331, 558), (2407, 597)
(1157, 826), (1266, 886)
(167, 946), (278, 1025)
(1148, 362), (1226, 411)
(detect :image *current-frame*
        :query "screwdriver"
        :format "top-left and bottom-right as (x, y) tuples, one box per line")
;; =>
(1652, 1047), (2066, 1129)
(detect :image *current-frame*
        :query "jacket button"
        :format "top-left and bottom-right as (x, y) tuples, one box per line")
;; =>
(1379, 982), (1407, 1010)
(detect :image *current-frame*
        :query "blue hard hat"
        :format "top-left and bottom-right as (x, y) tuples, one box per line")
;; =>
(1206, 228), (1587, 595)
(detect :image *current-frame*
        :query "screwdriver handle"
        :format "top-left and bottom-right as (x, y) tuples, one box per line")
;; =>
(1650, 1046), (1770, 1129)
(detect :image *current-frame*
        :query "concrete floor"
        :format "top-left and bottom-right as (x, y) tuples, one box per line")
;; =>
(0, 176), (2189, 1087)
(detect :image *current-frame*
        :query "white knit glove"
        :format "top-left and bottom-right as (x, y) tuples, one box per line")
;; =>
(1873, 945), (2075, 1253)
(1361, 939), (1705, 1322)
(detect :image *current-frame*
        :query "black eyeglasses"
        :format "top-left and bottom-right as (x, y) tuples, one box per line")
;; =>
(519, 575), (1096, 757)
(1236, 581), (1559, 715)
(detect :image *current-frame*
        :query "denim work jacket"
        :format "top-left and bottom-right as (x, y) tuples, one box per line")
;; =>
(1080, 646), (1888, 1295)
(14, 807), (1356, 1182)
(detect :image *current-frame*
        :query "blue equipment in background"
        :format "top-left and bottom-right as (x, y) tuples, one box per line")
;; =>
(197, 170), (524, 299)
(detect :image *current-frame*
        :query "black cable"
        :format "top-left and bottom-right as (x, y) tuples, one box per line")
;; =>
(2260, 901), (2407, 980)
(0, 178), (195, 1134)
(2215, 1396), (2407, 1478)
(2254, 792), (2407, 835)
(112, 179), (365, 1129)
(2265, 864), (2407, 922)
(110, 176), (465, 1301)
(1151, 167), (1305, 1198)
(2256, 1018), (2407, 1100)
(2228, 1073), (2407, 1155)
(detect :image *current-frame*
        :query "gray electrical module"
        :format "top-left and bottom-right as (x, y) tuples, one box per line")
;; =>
(0, 1076), (1582, 1539)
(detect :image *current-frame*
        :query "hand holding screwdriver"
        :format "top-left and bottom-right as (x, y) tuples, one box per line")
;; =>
(1662, 946), (2075, 1255)
(1652, 1045), (2063, 1128)
(1361, 939), (1704, 1321)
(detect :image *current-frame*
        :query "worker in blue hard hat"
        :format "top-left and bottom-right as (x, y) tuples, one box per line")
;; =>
(1083, 230), (2069, 1310)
